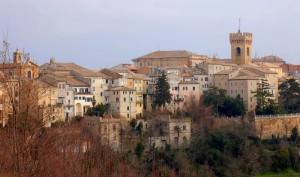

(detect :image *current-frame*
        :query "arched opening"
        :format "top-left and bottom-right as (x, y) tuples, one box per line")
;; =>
(247, 47), (250, 56)
(236, 47), (241, 56)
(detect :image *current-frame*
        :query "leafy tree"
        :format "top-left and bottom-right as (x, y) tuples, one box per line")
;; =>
(203, 86), (227, 115)
(220, 95), (245, 117)
(290, 126), (299, 143)
(86, 103), (105, 117)
(154, 72), (172, 108)
(136, 122), (143, 136)
(279, 78), (300, 113)
(253, 79), (276, 115)
(272, 147), (291, 171)
(130, 119), (137, 128)
(135, 142), (145, 161)
(203, 86), (245, 117)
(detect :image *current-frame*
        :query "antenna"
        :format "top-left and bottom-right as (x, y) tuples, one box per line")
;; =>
(238, 17), (241, 33)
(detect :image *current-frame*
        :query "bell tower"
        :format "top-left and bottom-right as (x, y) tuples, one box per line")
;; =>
(229, 27), (252, 65)
(13, 49), (22, 64)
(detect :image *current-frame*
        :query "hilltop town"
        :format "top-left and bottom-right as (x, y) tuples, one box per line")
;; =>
(1, 29), (300, 176)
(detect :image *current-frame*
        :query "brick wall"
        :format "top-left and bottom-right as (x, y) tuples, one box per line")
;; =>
(254, 114), (300, 139)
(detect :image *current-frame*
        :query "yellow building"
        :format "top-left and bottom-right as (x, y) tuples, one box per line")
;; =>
(105, 86), (137, 120)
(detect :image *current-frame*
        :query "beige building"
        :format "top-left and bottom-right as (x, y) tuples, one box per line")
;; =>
(105, 86), (137, 120)
(197, 60), (238, 86)
(132, 50), (210, 68)
(213, 66), (279, 113)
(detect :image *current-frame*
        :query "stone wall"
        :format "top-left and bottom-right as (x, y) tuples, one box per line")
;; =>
(254, 114), (300, 139)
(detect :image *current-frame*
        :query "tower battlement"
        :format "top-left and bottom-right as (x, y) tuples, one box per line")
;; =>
(230, 32), (252, 38)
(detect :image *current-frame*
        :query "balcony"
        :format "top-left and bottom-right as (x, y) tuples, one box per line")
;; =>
(75, 91), (91, 95)
(174, 98), (184, 102)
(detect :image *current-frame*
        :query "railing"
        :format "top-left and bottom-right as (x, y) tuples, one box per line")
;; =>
(255, 113), (300, 119)
(174, 98), (184, 102)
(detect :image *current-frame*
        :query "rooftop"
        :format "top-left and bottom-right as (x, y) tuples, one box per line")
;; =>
(132, 50), (208, 61)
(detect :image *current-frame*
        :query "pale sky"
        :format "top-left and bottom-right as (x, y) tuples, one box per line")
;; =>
(0, 0), (299, 69)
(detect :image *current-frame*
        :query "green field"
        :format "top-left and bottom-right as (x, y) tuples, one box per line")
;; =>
(255, 172), (300, 177)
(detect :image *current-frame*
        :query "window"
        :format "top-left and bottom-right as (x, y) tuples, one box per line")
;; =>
(113, 124), (116, 131)
(100, 92), (103, 96)
(193, 86), (195, 91)
(183, 136), (187, 144)
(27, 70), (32, 79)
(174, 137), (178, 145)
(127, 106), (129, 110)
(116, 97), (119, 102)
(236, 47), (241, 56)
(247, 47), (250, 56)
(130, 97), (133, 102)
(124, 97), (126, 102)
(106, 79), (108, 84)
(205, 77), (208, 81)
(183, 125), (186, 130)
